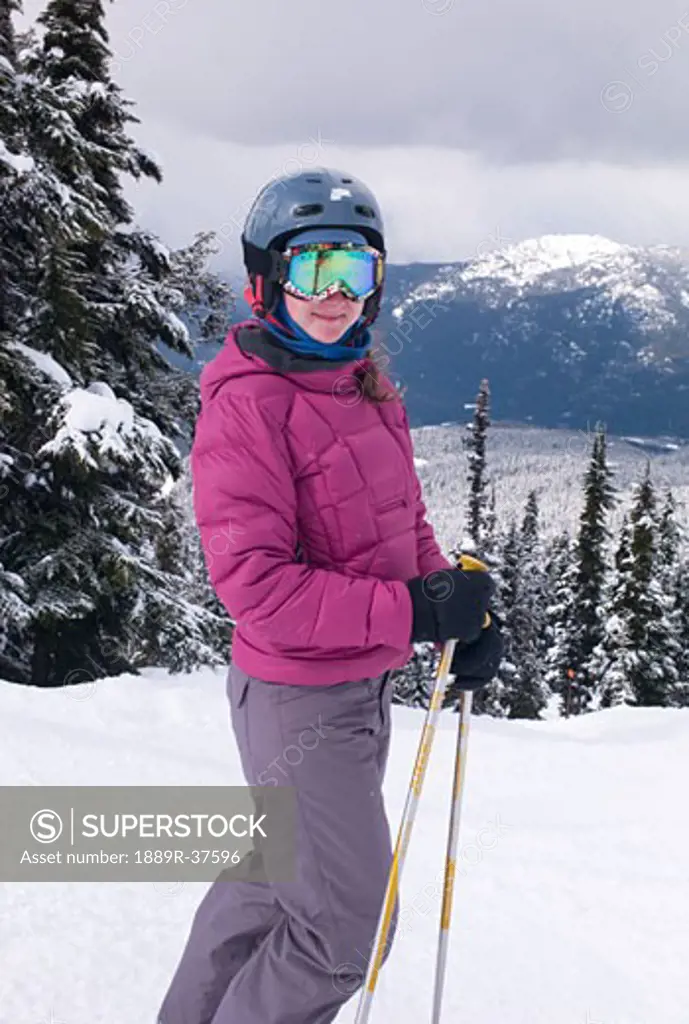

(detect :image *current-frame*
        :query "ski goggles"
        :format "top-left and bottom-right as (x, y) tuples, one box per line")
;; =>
(280, 242), (385, 302)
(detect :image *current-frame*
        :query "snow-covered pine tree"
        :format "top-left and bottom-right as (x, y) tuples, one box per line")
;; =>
(0, 0), (19, 62)
(392, 643), (438, 708)
(134, 466), (230, 675)
(658, 490), (681, 579)
(593, 468), (683, 709)
(0, 0), (22, 334)
(509, 490), (550, 717)
(1, 0), (103, 682)
(543, 531), (577, 713)
(676, 551), (689, 705)
(592, 513), (635, 708)
(1, 0), (231, 685)
(25, 0), (230, 442)
(467, 518), (520, 718)
(461, 378), (491, 556)
(482, 482), (499, 565)
(1, 4), (33, 677)
(565, 424), (616, 713)
(489, 493), (549, 719)
(34, 0), (159, 222)
(657, 490), (689, 706)
(626, 467), (682, 706)
(175, 455), (228, 632)
(22, 378), (232, 685)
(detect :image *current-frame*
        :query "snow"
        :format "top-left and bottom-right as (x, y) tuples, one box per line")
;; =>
(0, 139), (35, 175)
(158, 472), (177, 499)
(38, 383), (163, 469)
(149, 238), (171, 264)
(163, 308), (191, 344)
(461, 234), (627, 287)
(64, 79), (108, 102)
(390, 232), (689, 337)
(7, 341), (73, 388)
(4, 669), (686, 1022)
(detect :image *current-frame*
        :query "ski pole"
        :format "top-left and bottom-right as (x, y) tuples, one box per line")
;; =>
(353, 638), (458, 1024)
(431, 687), (474, 1023)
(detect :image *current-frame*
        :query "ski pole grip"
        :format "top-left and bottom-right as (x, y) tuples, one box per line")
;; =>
(456, 553), (492, 629)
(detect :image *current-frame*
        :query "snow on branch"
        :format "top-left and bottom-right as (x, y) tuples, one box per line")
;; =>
(7, 341), (73, 388)
(37, 382), (169, 472)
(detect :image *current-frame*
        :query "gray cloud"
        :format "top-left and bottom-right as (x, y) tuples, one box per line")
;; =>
(17, 0), (689, 270)
(56, 0), (689, 163)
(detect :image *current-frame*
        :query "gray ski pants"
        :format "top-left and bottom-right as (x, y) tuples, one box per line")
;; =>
(158, 661), (399, 1024)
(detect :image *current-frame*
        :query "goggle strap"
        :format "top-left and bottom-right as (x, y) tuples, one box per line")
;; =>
(242, 237), (286, 282)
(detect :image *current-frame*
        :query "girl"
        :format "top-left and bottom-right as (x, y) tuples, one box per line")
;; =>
(159, 167), (503, 1024)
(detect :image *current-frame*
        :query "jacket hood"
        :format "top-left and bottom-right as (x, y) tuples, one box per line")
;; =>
(199, 320), (382, 405)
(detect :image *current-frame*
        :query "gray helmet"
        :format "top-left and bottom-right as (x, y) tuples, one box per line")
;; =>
(241, 167), (386, 322)
(242, 167), (385, 255)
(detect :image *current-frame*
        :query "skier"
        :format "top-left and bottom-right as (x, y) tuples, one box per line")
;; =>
(158, 167), (504, 1024)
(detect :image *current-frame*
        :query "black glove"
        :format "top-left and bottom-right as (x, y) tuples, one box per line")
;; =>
(447, 615), (504, 695)
(406, 567), (495, 646)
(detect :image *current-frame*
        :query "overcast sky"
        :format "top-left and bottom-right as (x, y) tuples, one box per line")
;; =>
(19, 0), (689, 271)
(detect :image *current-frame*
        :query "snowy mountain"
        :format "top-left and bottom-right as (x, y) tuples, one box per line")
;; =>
(392, 234), (689, 334)
(1, 666), (688, 1023)
(379, 234), (689, 434)
(171, 233), (689, 437)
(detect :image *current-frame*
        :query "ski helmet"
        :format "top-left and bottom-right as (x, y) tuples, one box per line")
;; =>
(241, 167), (386, 325)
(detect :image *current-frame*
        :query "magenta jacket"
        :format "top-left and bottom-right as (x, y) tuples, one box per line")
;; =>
(191, 320), (452, 685)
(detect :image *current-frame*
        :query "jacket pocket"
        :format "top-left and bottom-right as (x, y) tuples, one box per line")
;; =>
(375, 495), (407, 514)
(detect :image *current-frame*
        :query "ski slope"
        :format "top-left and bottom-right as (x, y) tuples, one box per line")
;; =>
(0, 667), (687, 1024)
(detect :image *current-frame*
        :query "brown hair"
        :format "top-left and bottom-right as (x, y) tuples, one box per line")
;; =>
(358, 345), (404, 404)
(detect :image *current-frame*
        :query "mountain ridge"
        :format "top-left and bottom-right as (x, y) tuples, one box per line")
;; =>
(174, 233), (689, 438)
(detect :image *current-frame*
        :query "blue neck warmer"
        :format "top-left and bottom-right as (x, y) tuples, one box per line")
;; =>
(256, 296), (372, 362)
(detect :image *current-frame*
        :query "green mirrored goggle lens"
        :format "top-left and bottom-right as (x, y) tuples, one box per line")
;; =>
(283, 246), (383, 300)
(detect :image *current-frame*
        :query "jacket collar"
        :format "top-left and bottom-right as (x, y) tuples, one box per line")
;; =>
(235, 322), (360, 374)
(199, 320), (380, 403)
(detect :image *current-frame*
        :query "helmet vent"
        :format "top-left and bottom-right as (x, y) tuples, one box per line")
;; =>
(305, 176), (322, 183)
(293, 203), (324, 216)
(354, 204), (375, 219)
(341, 177), (353, 183)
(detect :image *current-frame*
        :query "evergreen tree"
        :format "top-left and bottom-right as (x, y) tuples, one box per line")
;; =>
(0, 1), (20, 63)
(35, 0), (161, 222)
(593, 469), (683, 708)
(565, 424), (616, 713)
(462, 378), (491, 554)
(393, 643), (438, 708)
(520, 489), (539, 552)
(464, 519), (520, 718)
(493, 494), (549, 719)
(24, 0), (226, 440)
(626, 469), (682, 706)
(658, 490), (681, 579)
(482, 483), (499, 565)
(592, 514), (635, 708)
(657, 490), (688, 705)
(126, 468), (230, 675)
(1, 0), (103, 682)
(0, 0), (231, 685)
(543, 532), (577, 712)
(676, 554), (689, 705)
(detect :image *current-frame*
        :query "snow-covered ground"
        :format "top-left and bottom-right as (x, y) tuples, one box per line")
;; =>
(1, 667), (687, 1024)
